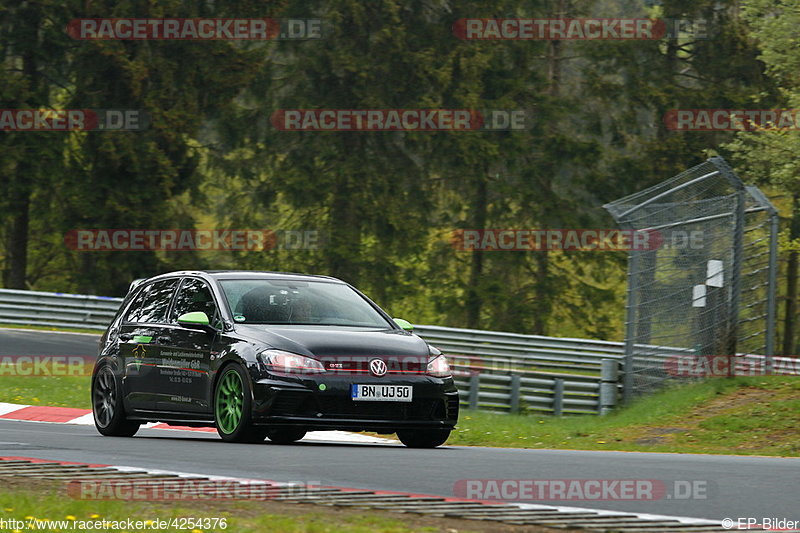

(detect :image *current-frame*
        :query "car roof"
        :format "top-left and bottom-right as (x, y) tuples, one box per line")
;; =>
(140, 270), (344, 284)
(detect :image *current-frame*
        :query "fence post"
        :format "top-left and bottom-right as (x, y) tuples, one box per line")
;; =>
(622, 250), (640, 404)
(510, 374), (521, 414)
(599, 359), (619, 415)
(468, 374), (480, 410)
(553, 378), (564, 417)
(765, 211), (779, 375)
(727, 187), (746, 359)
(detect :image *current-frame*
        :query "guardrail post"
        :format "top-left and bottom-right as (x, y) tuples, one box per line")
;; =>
(468, 374), (480, 410)
(553, 379), (564, 417)
(509, 374), (521, 414)
(599, 359), (619, 415)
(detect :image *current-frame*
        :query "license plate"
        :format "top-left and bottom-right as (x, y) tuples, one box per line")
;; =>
(351, 384), (412, 402)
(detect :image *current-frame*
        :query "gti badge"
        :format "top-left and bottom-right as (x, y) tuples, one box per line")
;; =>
(369, 358), (387, 377)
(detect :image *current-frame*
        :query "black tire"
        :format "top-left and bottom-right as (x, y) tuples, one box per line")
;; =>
(92, 364), (140, 437)
(396, 429), (451, 448)
(213, 363), (263, 443)
(265, 428), (307, 444)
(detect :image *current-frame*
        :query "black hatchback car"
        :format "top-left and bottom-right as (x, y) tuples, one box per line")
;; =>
(92, 271), (459, 448)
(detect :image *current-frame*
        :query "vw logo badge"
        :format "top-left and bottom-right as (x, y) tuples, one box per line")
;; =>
(369, 358), (387, 377)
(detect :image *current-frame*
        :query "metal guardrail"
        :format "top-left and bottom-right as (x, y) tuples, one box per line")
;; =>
(0, 288), (121, 330)
(452, 360), (620, 416)
(1, 288), (796, 417)
(414, 324), (625, 376)
(413, 325), (623, 415)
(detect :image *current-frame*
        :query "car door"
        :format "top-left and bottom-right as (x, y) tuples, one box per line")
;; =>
(154, 277), (219, 413)
(119, 278), (179, 411)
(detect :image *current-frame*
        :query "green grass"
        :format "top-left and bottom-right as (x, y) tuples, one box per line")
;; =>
(0, 323), (103, 335)
(0, 325), (96, 408)
(0, 374), (91, 408)
(0, 478), (449, 533)
(448, 376), (800, 456)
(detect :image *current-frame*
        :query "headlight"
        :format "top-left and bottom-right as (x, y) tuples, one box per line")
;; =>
(259, 349), (325, 374)
(427, 354), (451, 377)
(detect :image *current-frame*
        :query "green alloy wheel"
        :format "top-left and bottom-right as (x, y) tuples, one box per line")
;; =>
(216, 369), (243, 434)
(214, 364), (267, 443)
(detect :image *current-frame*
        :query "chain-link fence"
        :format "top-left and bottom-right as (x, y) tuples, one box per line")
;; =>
(605, 157), (778, 400)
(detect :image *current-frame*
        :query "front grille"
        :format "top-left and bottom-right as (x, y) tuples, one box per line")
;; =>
(321, 357), (427, 374)
(315, 397), (446, 421)
(270, 390), (312, 415)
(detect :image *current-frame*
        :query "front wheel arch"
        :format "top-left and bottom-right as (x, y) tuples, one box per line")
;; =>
(210, 354), (258, 406)
(212, 362), (263, 443)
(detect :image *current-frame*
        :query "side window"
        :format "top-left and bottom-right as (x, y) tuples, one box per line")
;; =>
(124, 280), (178, 324)
(172, 278), (218, 324)
(123, 286), (149, 323)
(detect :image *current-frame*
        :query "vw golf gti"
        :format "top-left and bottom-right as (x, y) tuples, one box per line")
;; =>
(92, 270), (459, 448)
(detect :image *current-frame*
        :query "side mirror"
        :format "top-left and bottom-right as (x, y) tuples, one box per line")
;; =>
(393, 318), (414, 331)
(177, 311), (214, 332)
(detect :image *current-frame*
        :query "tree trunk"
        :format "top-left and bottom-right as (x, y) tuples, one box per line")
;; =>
(465, 175), (488, 329)
(327, 172), (361, 285)
(782, 195), (800, 355)
(5, 184), (31, 289)
(531, 5), (565, 335)
(3, 6), (42, 289)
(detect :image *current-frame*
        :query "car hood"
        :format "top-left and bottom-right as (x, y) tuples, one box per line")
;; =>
(234, 325), (431, 358)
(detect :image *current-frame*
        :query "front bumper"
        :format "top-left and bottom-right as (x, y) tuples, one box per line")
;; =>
(251, 372), (459, 432)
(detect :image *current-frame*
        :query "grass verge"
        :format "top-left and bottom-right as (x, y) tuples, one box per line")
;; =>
(0, 323), (103, 335)
(448, 376), (800, 456)
(0, 373), (91, 408)
(0, 476), (563, 533)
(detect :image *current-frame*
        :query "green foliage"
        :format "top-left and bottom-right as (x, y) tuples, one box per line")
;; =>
(720, 0), (800, 353)
(0, 0), (792, 342)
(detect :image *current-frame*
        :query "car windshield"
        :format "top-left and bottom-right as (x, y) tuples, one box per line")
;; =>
(219, 279), (392, 328)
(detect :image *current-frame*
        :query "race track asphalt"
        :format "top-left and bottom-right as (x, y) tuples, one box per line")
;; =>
(1, 328), (797, 522)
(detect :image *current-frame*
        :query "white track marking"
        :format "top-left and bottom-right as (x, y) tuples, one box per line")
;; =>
(515, 502), (722, 526)
(0, 403), (30, 416)
(304, 431), (394, 444)
(0, 403), (394, 444)
(67, 413), (95, 425)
